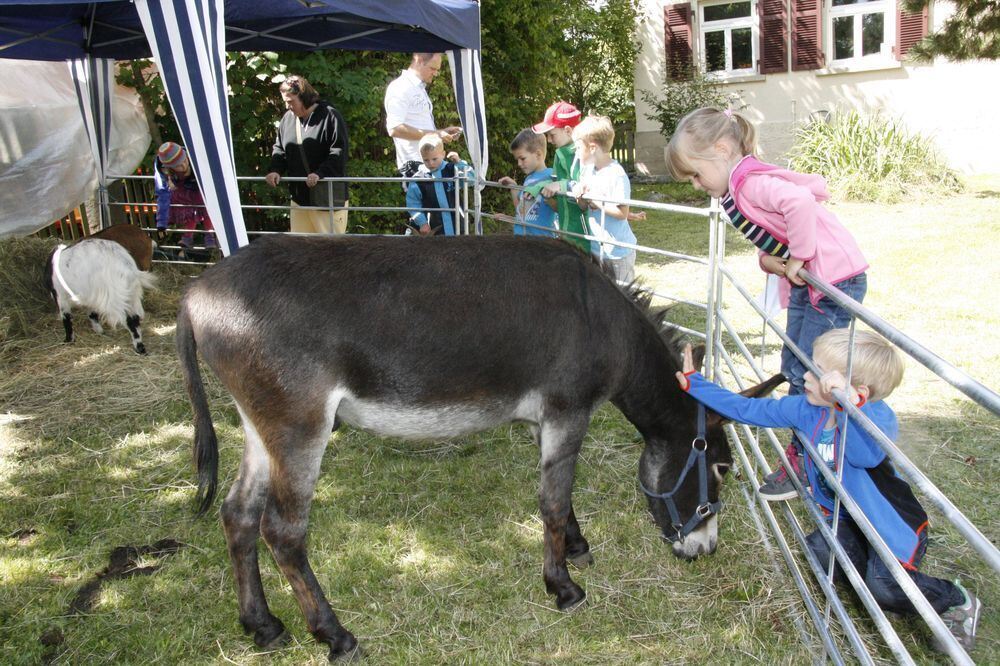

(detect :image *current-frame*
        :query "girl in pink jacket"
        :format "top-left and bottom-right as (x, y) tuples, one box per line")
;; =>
(666, 107), (869, 501)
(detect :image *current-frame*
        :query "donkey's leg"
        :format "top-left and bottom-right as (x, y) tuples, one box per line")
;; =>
(125, 313), (146, 355)
(529, 423), (592, 569)
(565, 507), (593, 569)
(260, 426), (359, 661)
(221, 414), (286, 648)
(538, 416), (589, 610)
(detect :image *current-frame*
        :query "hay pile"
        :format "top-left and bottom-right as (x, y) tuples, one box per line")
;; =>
(0, 236), (219, 440)
(0, 236), (58, 346)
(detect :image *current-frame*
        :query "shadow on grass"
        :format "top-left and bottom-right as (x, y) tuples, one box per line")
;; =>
(0, 393), (816, 664)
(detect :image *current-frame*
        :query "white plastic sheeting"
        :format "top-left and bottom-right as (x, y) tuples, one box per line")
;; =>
(0, 60), (150, 238)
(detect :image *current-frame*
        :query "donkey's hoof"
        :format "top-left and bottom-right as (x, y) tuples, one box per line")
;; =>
(326, 631), (361, 662)
(555, 584), (586, 611)
(135, 342), (147, 355)
(567, 550), (595, 569)
(249, 617), (288, 649)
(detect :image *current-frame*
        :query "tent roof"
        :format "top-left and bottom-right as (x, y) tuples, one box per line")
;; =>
(0, 0), (480, 61)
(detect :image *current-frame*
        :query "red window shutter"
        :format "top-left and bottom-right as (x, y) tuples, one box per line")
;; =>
(896, 5), (928, 60)
(759, 0), (788, 74)
(791, 0), (824, 71)
(664, 4), (693, 80)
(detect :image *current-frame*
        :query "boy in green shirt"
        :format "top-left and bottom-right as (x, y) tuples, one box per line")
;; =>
(532, 101), (589, 252)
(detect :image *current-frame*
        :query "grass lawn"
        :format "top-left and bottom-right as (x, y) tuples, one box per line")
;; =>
(1, 177), (998, 664)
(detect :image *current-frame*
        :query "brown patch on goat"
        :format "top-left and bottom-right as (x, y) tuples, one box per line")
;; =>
(88, 224), (154, 271)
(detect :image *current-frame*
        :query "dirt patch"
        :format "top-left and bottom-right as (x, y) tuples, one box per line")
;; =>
(6, 527), (37, 545)
(39, 627), (64, 664)
(37, 539), (185, 663)
(68, 538), (184, 615)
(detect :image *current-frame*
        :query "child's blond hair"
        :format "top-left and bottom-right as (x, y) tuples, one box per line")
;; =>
(419, 133), (444, 155)
(572, 114), (615, 152)
(665, 107), (757, 181)
(812, 329), (905, 402)
(510, 128), (547, 159)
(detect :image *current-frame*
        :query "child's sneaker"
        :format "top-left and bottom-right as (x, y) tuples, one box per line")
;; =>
(759, 443), (806, 502)
(937, 581), (982, 653)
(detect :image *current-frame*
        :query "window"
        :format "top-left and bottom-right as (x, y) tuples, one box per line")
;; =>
(828, 0), (891, 62)
(700, 1), (757, 76)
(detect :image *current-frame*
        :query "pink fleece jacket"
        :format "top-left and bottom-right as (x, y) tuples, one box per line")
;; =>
(729, 155), (868, 309)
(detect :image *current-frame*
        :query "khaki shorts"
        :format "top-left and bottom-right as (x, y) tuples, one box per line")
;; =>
(290, 200), (349, 234)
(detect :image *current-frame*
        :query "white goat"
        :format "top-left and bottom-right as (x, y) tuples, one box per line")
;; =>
(44, 239), (157, 354)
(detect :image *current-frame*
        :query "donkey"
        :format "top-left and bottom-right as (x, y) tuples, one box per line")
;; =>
(176, 234), (782, 660)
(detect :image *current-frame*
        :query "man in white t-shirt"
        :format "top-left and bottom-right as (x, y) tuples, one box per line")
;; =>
(384, 53), (463, 183)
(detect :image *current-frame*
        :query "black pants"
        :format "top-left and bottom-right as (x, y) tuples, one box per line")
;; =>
(806, 519), (963, 614)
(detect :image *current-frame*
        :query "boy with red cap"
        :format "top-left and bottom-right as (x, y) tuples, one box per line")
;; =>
(532, 102), (589, 252)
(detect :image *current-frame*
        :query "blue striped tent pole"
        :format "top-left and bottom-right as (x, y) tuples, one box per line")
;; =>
(69, 56), (113, 229)
(135, 0), (248, 256)
(448, 49), (488, 235)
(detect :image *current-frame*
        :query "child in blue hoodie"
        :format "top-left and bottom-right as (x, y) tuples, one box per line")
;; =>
(406, 134), (471, 236)
(676, 329), (982, 652)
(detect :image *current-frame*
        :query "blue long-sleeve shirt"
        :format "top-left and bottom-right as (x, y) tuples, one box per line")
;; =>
(683, 372), (928, 567)
(405, 160), (471, 236)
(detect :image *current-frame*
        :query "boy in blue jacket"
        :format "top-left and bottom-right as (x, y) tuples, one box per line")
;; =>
(676, 329), (982, 652)
(405, 134), (471, 236)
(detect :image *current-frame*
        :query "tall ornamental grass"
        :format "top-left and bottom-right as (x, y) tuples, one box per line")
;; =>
(787, 110), (961, 203)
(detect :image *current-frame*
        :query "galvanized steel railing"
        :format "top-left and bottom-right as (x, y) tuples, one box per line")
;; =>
(484, 180), (998, 665)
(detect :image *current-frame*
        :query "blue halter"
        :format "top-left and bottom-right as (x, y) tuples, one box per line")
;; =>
(639, 404), (722, 543)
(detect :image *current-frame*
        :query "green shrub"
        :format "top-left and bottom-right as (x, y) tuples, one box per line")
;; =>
(787, 110), (961, 203)
(641, 70), (733, 139)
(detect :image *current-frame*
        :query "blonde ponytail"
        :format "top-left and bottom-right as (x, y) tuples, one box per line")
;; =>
(665, 107), (757, 180)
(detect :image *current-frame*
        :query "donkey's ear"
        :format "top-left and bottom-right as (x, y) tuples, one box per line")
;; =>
(739, 373), (786, 398)
(691, 345), (706, 373)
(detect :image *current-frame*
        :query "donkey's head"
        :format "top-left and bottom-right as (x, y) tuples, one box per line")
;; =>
(638, 345), (785, 560)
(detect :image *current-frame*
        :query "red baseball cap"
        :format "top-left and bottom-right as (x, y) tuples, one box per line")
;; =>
(532, 101), (582, 133)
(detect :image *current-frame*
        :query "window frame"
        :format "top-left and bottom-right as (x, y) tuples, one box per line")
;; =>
(825, 0), (896, 65)
(698, 0), (759, 78)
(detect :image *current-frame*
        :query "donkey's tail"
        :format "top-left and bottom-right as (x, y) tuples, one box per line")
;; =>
(176, 299), (218, 516)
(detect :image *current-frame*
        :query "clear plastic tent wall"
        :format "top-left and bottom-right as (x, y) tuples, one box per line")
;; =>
(0, 59), (149, 238)
(0, 0), (487, 254)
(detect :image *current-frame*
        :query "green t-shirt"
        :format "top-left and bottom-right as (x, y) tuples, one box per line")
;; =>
(552, 143), (589, 252)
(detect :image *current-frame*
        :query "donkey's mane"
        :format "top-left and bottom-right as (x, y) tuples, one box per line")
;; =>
(619, 281), (687, 371)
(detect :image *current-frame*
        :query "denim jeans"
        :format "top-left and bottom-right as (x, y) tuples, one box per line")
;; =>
(806, 520), (963, 614)
(782, 273), (868, 396)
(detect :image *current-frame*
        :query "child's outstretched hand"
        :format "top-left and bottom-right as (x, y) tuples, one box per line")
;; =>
(541, 182), (561, 198)
(675, 343), (696, 388)
(627, 210), (647, 222)
(446, 151), (461, 163)
(497, 176), (516, 187)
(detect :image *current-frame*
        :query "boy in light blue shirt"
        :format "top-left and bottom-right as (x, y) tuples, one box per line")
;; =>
(498, 129), (557, 237)
(570, 115), (637, 283)
(405, 134), (471, 236)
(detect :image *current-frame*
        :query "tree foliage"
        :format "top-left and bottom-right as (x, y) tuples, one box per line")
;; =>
(117, 1), (640, 232)
(562, 0), (641, 124)
(904, 0), (1000, 61)
(640, 70), (734, 140)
